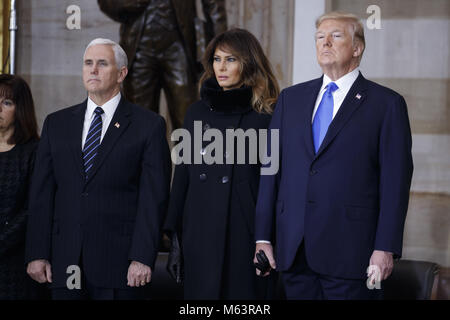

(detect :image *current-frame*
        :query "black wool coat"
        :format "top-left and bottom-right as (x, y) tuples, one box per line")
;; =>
(165, 78), (272, 299)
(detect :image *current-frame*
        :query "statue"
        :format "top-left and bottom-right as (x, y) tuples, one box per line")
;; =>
(98, 0), (227, 129)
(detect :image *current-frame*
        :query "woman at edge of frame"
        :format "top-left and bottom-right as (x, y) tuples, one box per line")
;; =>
(164, 28), (280, 299)
(0, 74), (49, 300)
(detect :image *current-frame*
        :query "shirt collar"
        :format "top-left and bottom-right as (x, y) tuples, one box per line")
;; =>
(86, 92), (121, 120)
(321, 67), (360, 93)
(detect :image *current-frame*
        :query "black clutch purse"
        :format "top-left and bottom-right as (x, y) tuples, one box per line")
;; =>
(254, 250), (271, 275)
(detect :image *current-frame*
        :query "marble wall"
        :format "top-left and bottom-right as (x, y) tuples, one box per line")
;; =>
(226, 0), (295, 89)
(16, 0), (119, 126)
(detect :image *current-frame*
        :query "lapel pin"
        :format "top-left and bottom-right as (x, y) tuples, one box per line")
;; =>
(114, 122), (120, 128)
(356, 93), (362, 100)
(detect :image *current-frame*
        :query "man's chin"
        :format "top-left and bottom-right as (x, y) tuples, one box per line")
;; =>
(318, 60), (335, 68)
(85, 86), (102, 94)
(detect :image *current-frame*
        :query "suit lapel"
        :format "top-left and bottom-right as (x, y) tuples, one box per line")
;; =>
(315, 72), (368, 158)
(85, 97), (132, 184)
(302, 77), (323, 158)
(68, 100), (87, 179)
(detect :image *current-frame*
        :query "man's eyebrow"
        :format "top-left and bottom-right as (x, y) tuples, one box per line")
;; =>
(84, 58), (109, 63)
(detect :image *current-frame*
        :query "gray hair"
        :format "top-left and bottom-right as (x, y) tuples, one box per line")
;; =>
(83, 38), (128, 69)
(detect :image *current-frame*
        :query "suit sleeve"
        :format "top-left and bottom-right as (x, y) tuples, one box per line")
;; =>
(254, 90), (284, 243)
(97, 0), (150, 23)
(25, 117), (57, 264)
(374, 95), (413, 258)
(163, 154), (189, 239)
(128, 116), (171, 269)
(163, 110), (193, 239)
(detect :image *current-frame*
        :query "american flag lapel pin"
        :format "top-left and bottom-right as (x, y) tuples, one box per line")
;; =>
(115, 122), (120, 128)
(356, 93), (362, 100)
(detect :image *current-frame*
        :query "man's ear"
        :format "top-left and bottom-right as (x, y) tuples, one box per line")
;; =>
(353, 42), (364, 58)
(118, 66), (128, 83)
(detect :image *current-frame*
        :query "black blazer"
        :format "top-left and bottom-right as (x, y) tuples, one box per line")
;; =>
(25, 97), (171, 289)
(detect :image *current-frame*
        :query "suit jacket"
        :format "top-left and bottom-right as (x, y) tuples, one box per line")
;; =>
(255, 73), (413, 279)
(97, 0), (227, 74)
(25, 97), (171, 289)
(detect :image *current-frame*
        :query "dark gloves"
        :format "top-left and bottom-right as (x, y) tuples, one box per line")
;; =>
(254, 250), (271, 276)
(166, 233), (183, 284)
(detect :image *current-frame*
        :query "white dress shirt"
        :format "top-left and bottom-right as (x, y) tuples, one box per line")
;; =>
(311, 68), (360, 123)
(81, 93), (121, 150)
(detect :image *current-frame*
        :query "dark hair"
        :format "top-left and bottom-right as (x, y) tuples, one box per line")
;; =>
(0, 74), (39, 144)
(200, 28), (280, 114)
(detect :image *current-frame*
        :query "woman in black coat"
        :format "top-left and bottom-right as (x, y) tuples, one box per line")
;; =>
(164, 28), (280, 299)
(0, 75), (48, 299)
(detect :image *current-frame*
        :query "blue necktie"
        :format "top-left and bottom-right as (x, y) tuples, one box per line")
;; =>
(312, 82), (338, 153)
(83, 106), (104, 178)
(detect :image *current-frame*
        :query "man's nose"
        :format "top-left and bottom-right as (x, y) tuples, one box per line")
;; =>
(90, 65), (98, 74)
(323, 34), (332, 47)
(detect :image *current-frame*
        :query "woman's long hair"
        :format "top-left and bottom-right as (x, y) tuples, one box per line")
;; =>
(199, 28), (280, 114)
(0, 74), (39, 144)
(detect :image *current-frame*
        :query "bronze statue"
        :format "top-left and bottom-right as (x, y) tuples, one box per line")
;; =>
(98, 0), (227, 129)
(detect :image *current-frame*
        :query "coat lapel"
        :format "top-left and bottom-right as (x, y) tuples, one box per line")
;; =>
(302, 77), (323, 158)
(85, 97), (132, 184)
(315, 72), (368, 158)
(68, 100), (87, 178)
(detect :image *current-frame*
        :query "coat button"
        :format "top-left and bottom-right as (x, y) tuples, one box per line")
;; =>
(221, 176), (229, 184)
(200, 173), (207, 181)
(310, 170), (317, 175)
(5, 221), (8, 225)
(82, 192), (89, 197)
(203, 123), (210, 131)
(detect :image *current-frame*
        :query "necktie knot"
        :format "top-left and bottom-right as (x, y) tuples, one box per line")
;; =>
(94, 106), (104, 116)
(326, 82), (338, 94)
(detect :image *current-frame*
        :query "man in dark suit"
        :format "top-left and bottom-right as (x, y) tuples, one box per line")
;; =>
(254, 12), (413, 299)
(97, 0), (227, 129)
(25, 38), (171, 300)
